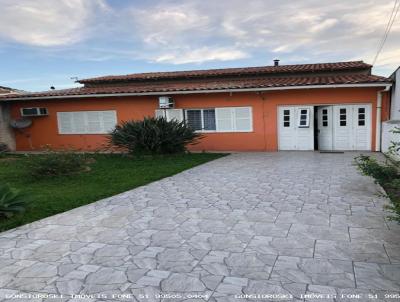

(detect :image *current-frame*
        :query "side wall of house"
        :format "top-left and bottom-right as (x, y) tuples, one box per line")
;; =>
(10, 87), (388, 152)
(390, 68), (400, 120)
(0, 103), (16, 150)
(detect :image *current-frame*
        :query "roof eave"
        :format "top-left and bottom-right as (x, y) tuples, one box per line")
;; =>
(0, 82), (392, 101)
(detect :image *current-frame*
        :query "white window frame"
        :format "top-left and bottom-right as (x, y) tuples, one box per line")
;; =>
(184, 108), (217, 133)
(298, 108), (310, 128)
(183, 106), (253, 133)
(57, 110), (117, 135)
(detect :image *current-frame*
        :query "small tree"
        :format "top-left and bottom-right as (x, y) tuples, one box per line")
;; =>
(109, 117), (202, 155)
(388, 126), (400, 163)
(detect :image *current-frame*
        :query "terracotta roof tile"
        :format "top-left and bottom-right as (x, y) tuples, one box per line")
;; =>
(0, 74), (391, 100)
(78, 61), (372, 83)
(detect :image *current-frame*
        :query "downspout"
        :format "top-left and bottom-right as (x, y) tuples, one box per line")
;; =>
(376, 85), (391, 151)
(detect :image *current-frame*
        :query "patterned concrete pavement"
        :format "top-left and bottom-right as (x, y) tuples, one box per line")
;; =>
(0, 152), (399, 302)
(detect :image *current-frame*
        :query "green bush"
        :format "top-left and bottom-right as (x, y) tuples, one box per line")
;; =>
(355, 155), (398, 183)
(0, 184), (27, 219)
(27, 148), (90, 178)
(109, 117), (202, 155)
(355, 154), (400, 223)
(383, 179), (400, 223)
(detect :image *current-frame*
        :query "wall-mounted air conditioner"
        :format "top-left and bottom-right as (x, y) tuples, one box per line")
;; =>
(21, 107), (48, 117)
(159, 96), (174, 109)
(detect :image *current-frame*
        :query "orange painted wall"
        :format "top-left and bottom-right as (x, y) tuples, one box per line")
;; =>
(9, 87), (389, 152)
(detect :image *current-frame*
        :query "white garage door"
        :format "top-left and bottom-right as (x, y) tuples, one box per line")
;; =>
(318, 104), (371, 151)
(279, 104), (372, 151)
(278, 106), (314, 150)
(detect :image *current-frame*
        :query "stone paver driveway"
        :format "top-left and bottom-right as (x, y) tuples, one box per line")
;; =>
(0, 152), (400, 302)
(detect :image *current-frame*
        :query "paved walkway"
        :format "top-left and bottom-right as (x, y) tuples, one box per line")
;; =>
(0, 152), (399, 301)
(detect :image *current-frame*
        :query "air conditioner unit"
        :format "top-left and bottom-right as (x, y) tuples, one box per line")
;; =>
(159, 96), (174, 109)
(21, 107), (48, 117)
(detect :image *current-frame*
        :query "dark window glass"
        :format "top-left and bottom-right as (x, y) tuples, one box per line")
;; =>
(186, 110), (202, 130)
(283, 110), (290, 115)
(323, 121), (328, 127)
(284, 116), (290, 121)
(340, 121), (346, 126)
(340, 108), (346, 114)
(358, 114), (365, 119)
(322, 116), (328, 121)
(300, 120), (307, 126)
(203, 109), (216, 130)
(358, 108), (365, 114)
(322, 109), (327, 115)
(300, 109), (308, 114)
(358, 120), (365, 126)
(284, 121), (290, 127)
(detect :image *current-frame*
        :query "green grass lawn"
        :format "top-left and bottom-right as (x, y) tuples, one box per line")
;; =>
(0, 153), (225, 232)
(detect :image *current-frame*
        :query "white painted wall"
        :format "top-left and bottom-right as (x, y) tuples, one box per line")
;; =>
(382, 121), (400, 160)
(390, 67), (400, 120)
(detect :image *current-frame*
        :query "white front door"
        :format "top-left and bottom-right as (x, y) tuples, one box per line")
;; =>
(278, 106), (314, 150)
(317, 106), (333, 150)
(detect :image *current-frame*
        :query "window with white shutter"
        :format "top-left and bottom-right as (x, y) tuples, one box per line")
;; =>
(166, 109), (184, 122)
(155, 109), (165, 119)
(234, 107), (252, 131)
(57, 111), (117, 134)
(215, 108), (234, 131)
(154, 109), (184, 122)
(216, 107), (252, 132)
(156, 107), (252, 133)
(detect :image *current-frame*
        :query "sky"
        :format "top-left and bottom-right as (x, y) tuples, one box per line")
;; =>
(0, 0), (399, 92)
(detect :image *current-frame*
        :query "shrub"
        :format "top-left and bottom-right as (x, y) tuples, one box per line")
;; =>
(27, 148), (90, 178)
(355, 154), (400, 223)
(0, 184), (27, 219)
(354, 155), (398, 184)
(109, 117), (202, 155)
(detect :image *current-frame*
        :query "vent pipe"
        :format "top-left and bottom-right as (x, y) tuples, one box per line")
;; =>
(273, 59), (280, 66)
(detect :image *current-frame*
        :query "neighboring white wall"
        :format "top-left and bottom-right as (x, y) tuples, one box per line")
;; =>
(382, 121), (400, 160)
(390, 67), (400, 120)
(0, 103), (16, 151)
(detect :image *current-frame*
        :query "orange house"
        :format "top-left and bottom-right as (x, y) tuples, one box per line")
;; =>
(0, 60), (392, 152)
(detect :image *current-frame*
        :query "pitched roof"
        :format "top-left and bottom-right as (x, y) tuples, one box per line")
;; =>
(0, 74), (390, 100)
(78, 61), (372, 83)
(0, 86), (21, 94)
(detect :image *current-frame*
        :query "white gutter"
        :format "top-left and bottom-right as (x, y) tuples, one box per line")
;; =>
(375, 85), (391, 152)
(0, 83), (391, 101)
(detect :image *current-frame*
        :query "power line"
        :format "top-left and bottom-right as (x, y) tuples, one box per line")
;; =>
(372, 0), (400, 65)
(373, 0), (399, 63)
